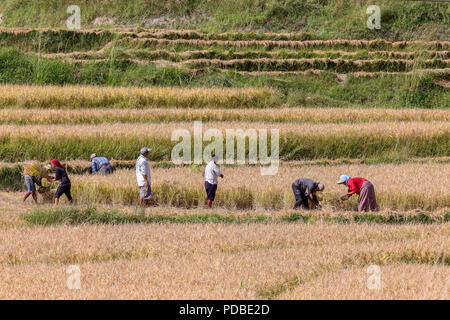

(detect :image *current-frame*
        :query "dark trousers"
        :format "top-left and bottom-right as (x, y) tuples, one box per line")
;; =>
(205, 181), (218, 201)
(54, 184), (72, 201)
(292, 183), (309, 210)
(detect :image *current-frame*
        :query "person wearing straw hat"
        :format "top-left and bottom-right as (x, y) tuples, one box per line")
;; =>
(136, 147), (152, 205)
(90, 153), (113, 175)
(292, 178), (324, 210)
(337, 175), (378, 211)
(203, 154), (224, 208)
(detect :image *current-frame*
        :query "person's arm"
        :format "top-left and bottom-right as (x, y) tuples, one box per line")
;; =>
(142, 174), (148, 186)
(214, 165), (223, 178)
(312, 192), (319, 206)
(138, 160), (149, 187)
(346, 182), (357, 196)
(340, 183), (356, 200)
(54, 169), (61, 182)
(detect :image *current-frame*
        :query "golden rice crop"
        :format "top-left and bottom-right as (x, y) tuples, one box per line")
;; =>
(67, 163), (450, 210)
(0, 84), (280, 109)
(1, 121), (447, 162)
(0, 107), (448, 125)
(0, 222), (447, 299)
(277, 263), (449, 300)
(1, 121), (447, 139)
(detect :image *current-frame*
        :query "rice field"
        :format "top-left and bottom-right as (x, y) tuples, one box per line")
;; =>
(0, 26), (448, 300)
(0, 221), (448, 299)
(1, 107), (449, 125)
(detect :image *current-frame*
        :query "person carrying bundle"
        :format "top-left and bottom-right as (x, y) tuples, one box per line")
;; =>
(90, 154), (113, 175)
(292, 178), (324, 210)
(337, 175), (378, 211)
(22, 162), (54, 203)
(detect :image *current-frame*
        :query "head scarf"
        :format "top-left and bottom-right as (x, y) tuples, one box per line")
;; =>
(51, 159), (65, 169)
(338, 175), (350, 185)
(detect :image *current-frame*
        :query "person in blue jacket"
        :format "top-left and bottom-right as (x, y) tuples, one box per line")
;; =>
(90, 154), (113, 175)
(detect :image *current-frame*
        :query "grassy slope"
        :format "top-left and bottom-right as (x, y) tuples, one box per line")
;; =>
(0, 0), (449, 40)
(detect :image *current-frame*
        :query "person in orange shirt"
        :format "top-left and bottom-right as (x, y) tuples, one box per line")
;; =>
(337, 175), (378, 212)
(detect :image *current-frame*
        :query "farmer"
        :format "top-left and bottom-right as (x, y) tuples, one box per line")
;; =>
(136, 147), (152, 205)
(22, 162), (54, 203)
(337, 175), (378, 211)
(90, 153), (113, 175)
(292, 178), (324, 210)
(51, 159), (73, 205)
(203, 154), (223, 208)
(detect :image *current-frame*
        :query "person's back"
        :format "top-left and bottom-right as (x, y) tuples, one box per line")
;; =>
(293, 178), (318, 195)
(347, 177), (367, 195)
(55, 166), (71, 186)
(23, 162), (48, 179)
(92, 156), (112, 174)
(204, 160), (221, 185)
(136, 154), (150, 186)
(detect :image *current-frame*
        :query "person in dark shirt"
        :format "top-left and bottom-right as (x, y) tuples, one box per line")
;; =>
(50, 159), (72, 205)
(292, 178), (324, 210)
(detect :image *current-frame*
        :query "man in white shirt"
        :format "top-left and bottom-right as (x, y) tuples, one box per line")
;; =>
(136, 147), (152, 205)
(204, 154), (224, 208)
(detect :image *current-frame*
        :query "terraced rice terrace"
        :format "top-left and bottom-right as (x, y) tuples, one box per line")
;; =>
(0, 0), (448, 301)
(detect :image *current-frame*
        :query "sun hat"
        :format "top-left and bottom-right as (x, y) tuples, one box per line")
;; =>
(317, 183), (325, 191)
(140, 147), (150, 155)
(337, 175), (350, 185)
(90, 153), (97, 160)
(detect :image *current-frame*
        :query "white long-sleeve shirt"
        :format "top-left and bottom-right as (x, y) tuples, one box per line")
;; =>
(204, 161), (222, 185)
(136, 155), (151, 187)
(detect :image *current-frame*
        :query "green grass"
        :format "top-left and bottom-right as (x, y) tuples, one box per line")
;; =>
(283, 212), (449, 224)
(0, 165), (23, 191)
(0, 0), (448, 40)
(23, 206), (449, 226)
(0, 48), (448, 109)
(23, 206), (268, 226)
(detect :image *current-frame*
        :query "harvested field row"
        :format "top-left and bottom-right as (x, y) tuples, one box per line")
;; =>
(181, 58), (449, 73)
(0, 122), (447, 162)
(54, 57), (450, 73)
(212, 68), (450, 78)
(0, 196), (448, 228)
(130, 37), (450, 51)
(17, 163), (446, 210)
(0, 222), (447, 299)
(0, 85), (279, 109)
(1, 108), (448, 125)
(2, 27), (449, 49)
(40, 48), (450, 61)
